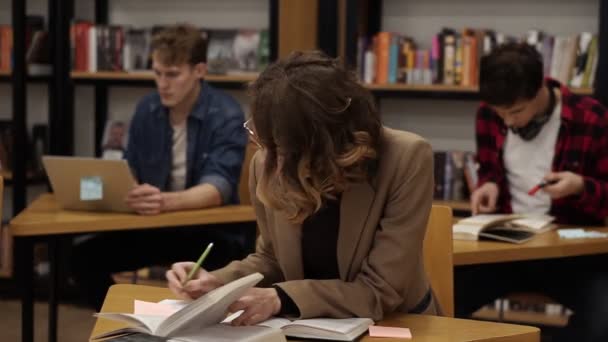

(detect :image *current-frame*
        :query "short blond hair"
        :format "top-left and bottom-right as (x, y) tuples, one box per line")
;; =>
(151, 24), (207, 66)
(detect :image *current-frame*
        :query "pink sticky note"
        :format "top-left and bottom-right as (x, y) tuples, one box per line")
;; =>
(133, 300), (179, 317)
(368, 325), (412, 339)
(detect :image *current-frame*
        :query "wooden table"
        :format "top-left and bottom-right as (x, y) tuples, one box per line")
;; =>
(9, 194), (256, 342)
(92, 284), (540, 342)
(453, 227), (608, 266)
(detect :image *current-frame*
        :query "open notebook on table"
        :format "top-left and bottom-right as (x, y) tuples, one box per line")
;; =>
(93, 272), (374, 342)
(92, 273), (284, 342)
(223, 311), (373, 341)
(453, 214), (556, 243)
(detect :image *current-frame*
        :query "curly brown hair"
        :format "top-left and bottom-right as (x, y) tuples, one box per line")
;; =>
(249, 51), (382, 223)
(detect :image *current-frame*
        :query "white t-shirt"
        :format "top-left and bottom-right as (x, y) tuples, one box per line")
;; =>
(504, 93), (562, 214)
(169, 122), (188, 191)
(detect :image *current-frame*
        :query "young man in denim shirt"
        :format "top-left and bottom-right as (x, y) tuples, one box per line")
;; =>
(71, 24), (249, 309)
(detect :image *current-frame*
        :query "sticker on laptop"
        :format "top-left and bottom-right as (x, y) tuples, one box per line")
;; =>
(80, 176), (103, 201)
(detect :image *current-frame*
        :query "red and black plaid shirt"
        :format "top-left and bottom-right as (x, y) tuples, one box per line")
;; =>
(476, 78), (608, 225)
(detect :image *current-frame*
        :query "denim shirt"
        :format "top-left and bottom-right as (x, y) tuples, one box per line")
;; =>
(125, 81), (247, 204)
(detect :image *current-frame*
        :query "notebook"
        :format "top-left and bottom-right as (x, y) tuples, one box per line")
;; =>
(91, 273), (285, 342)
(453, 214), (556, 243)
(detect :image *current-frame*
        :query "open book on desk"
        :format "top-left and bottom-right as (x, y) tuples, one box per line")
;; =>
(92, 272), (285, 342)
(453, 214), (556, 243)
(224, 313), (373, 341)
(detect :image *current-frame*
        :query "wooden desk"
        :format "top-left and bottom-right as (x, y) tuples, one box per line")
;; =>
(453, 227), (608, 266)
(92, 284), (540, 342)
(9, 194), (257, 342)
(10, 193), (255, 236)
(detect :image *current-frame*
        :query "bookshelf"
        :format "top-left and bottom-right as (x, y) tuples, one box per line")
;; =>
(0, 71), (52, 83)
(341, 0), (607, 209)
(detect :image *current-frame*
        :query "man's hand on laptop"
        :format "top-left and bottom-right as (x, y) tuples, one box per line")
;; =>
(125, 184), (165, 215)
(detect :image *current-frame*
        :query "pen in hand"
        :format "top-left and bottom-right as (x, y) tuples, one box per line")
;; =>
(528, 180), (559, 196)
(182, 242), (214, 286)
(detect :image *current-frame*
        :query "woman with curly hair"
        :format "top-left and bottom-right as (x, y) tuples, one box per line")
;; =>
(166, 50), (439, 324)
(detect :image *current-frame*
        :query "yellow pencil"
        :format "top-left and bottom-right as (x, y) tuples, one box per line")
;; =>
(182, 242), (214, 286)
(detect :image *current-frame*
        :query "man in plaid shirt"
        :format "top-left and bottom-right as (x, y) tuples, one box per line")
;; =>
(457, 42), (608, 342)
(472, 49), (608, 226)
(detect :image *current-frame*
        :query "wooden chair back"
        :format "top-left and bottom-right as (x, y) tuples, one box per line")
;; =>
(423, 205), (454, 316)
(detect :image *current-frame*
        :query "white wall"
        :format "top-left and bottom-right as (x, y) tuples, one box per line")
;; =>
(380, 0), (599, 151)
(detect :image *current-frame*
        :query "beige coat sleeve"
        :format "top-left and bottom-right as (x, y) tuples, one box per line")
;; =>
(211, 152), (285, 287)
(277, 139), (434, 320)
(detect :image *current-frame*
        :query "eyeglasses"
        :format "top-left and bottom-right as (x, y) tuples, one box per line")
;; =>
(243, 119), (263, 148)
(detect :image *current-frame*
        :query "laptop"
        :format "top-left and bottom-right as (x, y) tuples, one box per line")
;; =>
(42, 156), (137, 212)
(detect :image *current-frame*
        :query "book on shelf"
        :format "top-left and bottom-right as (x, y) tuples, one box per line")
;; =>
(101, 119), (129, 160)
(453, 214), (556, 243)
(357, 28), (597, 90)
(434, 151), (477, 202)
(0, 16), (51, 74)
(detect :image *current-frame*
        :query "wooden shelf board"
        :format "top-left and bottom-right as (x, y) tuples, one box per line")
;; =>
(473, 307), (569, 327)
(366, 83), (594, 96)
(71, 71), (258, 83)
(1, 170), (45, 183)
(366, 83), (478, 93)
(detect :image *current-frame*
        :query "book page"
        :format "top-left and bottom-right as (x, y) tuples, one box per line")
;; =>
(93, 313), (165, 334)
(157, 299), (190, 312)
(457, 214), (518, 226)
(452, 223), (484, 237)
(257, 317), (292, 330)
(177, 324), (286, 342)
(289, 318), (374, 334)
(134, 300), (180, 317)
(157, 273), (263, 338)
(510, 215), (554, 231)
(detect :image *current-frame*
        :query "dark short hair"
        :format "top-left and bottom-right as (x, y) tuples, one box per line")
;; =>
(479, 42), (543, 106)
(151, 24), (207, 65)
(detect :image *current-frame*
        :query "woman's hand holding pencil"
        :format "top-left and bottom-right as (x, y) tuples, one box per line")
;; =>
(166, 243), (224, 299)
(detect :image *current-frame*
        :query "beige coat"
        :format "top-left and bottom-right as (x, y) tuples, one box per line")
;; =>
(213, 127), (439, 320)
